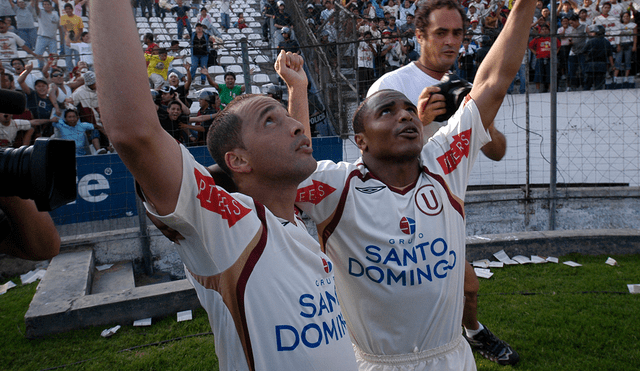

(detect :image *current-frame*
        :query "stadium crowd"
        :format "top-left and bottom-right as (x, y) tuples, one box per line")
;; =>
(1, 0), (639, 152)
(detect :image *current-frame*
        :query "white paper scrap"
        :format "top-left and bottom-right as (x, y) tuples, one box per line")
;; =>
(177, 310), (192, 322)
(513, 255), (532, 264)
(474, 268), (494, 279)
(472, 259), (490, 268)
(20, 269), (46, 285)
(546, 257), (559, 263)
(100, 325), (121, 338)
(96, 264), (114, 271)
(563, 261), (582, 267)
(488, 261), (504, 268)
(0, 280), (17, 295)
(133, 318), (152, 326)
(493, 250), (518, 265)
(605, 257), (618, 266)
(627, 284), (640, 294)
(530, 255), (547, 264)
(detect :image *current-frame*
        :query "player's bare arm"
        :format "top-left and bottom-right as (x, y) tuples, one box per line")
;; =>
(469, 0), (537, 128)
(92, 0), (182, 216)
(274, 50), (311, 146)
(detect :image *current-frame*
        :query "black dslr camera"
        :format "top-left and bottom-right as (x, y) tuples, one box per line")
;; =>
(433, 73), (472, 122)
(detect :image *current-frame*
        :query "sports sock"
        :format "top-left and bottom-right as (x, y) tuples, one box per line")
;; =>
(465, 322), (485, 338)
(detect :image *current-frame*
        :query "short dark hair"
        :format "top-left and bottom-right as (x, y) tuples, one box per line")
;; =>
(167, 100), (183, 110)
(415, 0), (466, 35)
(64, 3), (73, 9)
(10, 58), (25, 67)
(224, 71), (236, 80)
(144, 33), (154, 42)
(207, 95), (261, 176)
(64, 109), (78, 118)
(352, 92), (381, 134)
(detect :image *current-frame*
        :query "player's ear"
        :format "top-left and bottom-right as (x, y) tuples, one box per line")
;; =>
(354, 133), (368, 153)
(225, 149), (252, 174)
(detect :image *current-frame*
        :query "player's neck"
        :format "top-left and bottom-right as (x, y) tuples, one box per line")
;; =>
(414, 60), (447, 80)
(240, 180), (299, 223)
(364, 156), (421, 189)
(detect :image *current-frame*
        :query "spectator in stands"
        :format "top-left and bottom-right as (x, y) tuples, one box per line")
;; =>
(235, 12), (248, 30)
(475, 35), (493, 71)
(60, 2), (83, 71)
(145, 47), (184, 89)
(17, 63), (56, 137)
(220, 0), (230, 32)
(11, 0), (37, 50)
(140, 0), (153, 18)
(197, 7), (215, 32)
(49, 67), (79, 117)
(508, 50), (529, 94)
(158, 99), (190, 144)
(319, 29), (337, 67)
(0, 112), (34, 148)
(0, 15), (38, 71)
(66, 30), (92, 70)
(583, 24), (614, 90)
(143, 32), (157, 55)
(579, 0), (598, 24)
(398, 0), (416, 25)
(357, 31), (376, 100)
(274, 1), (293, 32)
(33, 0), (60, 70)
(362, 1), (376, 20)
(567, 14), (587, 90)
(385, 15), (400, 38)
(215, 71), (245, 109)
(400, 13), (415, 37)
(168, 69), (192, 106)
(186, 89), (220, 143)
(321, 0), (335, 22)
(383, 0), (399, 18)
(277, 27), (300, 54)
(612, 11), (636, 87)
(558, 16), (572, 81)
(71, 70), (99, 120)
(467, 4), (478, 21)
(262, 0), (278, 41)
(468, 18), (482, 46)
(11, 58), (42, 91)
(532, 7), (550, 34)
(399, 37), (418, 65)
(154, 0), (165, 19)
(164, 0), (192, 39)
(306, 2), (320, 27)
(54, 108), (106, 155)
(156, 84), (190, 115)
(458, 37), (477, 82)
(190, 23), (216, 86)
(529, 23), (560, 92)
(593, 2), (620, 61)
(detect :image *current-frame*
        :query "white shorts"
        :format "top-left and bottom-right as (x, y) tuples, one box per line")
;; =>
(353, 334), (476, 371)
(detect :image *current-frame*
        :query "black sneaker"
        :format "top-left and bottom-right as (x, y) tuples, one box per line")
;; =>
(464, 326), (519, 365)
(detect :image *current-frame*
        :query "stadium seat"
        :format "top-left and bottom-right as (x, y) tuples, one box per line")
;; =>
(208, 65), (225, 74)
(214, 74), (225, 84)
(254, 55), (269, 63)
(235, 75), (245, 84)
(248, 33), (261, 40)
(227, 65), (243, 74)
(219, 56), (236, 64)
(251, 85), (262, 94)
(253, 74), (271, 84)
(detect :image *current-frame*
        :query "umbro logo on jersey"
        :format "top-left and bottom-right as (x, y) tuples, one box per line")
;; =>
(355, 186), (386, 194)
(399, 217), (416, 235)
(322, 257), (333, 273)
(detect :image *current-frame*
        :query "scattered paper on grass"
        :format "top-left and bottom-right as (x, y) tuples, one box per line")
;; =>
(489, 261), (504, 268)
(96, 264), (114, 271)
(473, 259), (490, 268)
(531, 255), (547, 264)
(0, 280), (17, 295)
(627, 284), (640, 294)
(513, 255), (532, 264)
(133, 318), (152, 326)
(605, 257), (618, 266)
(474, 268), (494, 279)
(546, 257), (559, 263)
(493, 250), (518, 265)
(177, 310), (192, 322)
(101, 325), (121, 338)
(20, 269), (46, 285)
(563, 261), (582, 267)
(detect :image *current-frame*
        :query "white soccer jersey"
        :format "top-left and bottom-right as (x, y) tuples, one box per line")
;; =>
(147, 145), (358, 371)
(296, 100), (490, 362)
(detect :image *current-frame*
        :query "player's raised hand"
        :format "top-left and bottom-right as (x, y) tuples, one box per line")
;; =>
(274, 50), (307, 89)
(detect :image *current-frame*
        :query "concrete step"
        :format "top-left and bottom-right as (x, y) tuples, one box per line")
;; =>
(91, 261), (135, 295)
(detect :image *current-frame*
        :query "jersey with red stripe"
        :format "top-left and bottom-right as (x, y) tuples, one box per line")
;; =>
(296, 100), (490, 357)
(146, 145), (358, 371)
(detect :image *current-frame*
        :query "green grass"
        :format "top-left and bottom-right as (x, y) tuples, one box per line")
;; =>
(2, 254), (640, 370)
